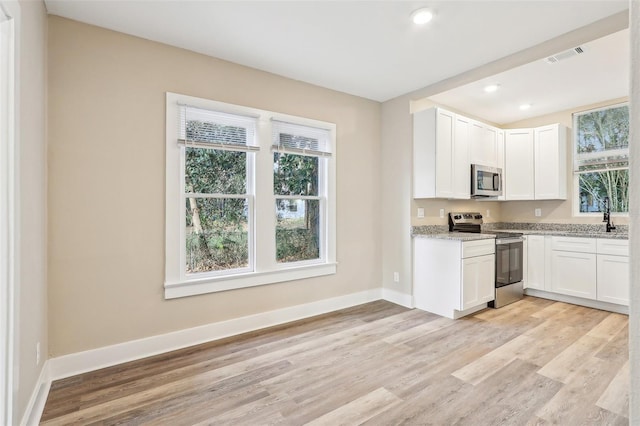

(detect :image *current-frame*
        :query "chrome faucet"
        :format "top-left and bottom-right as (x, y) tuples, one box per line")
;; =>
(603, 197), (616, 233)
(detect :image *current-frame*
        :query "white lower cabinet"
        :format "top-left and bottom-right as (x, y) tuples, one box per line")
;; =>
(550, 250), (597, 300)
(414, 238), (495, 319)
(526, 235), (546, 290)
(462, 254), (495, 310)
(596, 239), (629, 306)
(597, 255), (629, 305)
(529, 236), (629, 309)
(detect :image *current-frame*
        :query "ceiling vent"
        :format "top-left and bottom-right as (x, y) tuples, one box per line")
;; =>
(545, 46), (586, 64)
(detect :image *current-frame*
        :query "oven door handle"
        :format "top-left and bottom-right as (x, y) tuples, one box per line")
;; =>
(495, 237), (524, 245)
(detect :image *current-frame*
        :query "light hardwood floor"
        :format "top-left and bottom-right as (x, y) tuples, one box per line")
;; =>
(41, 297), (629, 425)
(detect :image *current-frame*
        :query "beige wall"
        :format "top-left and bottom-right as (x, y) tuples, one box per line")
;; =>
(47, 17), (382, 356)
(501, 97), (629, 225)
(15, 0), (48, 420)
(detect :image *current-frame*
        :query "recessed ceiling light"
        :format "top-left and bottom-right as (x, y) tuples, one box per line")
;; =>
(484, 84), (500, 93)
(411, 8), (434, 25)
(519, 104), (532, 110)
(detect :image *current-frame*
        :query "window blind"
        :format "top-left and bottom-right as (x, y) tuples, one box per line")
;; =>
(271, 120), (332, 157)
(178, 104), (259, 151)
(574, 147), (629, 173)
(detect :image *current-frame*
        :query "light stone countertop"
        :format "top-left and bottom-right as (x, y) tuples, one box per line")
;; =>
(411, 223), (628, 240)
(412, 233), (496, 242)
(490, 229), (628, 240)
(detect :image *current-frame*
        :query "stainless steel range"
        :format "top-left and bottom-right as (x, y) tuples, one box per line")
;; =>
(449, 212), (524, 308)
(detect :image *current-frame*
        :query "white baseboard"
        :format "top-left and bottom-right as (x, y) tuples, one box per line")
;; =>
(525, 289), (629, 315)
(48, 288), (384, 381)
(381, 287), (414, 308)
(19, 362), (51, 426)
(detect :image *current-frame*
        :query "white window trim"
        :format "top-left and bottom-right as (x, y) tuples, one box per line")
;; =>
(165, 93), (337, 299)
(572, 102), (629, 217)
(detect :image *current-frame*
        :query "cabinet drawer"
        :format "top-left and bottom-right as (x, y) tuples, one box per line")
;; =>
(551, 236), (596, 253)
(596, 239), (629, 256)
(462, 239), (495, 258)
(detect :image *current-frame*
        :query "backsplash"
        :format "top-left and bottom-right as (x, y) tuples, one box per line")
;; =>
(482, 222), (629, 234)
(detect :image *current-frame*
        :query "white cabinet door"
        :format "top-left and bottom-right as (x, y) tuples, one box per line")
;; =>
(597, 254), (629, 306)
(453, 116), (471, 199)
(462, 254), (495, 310)
(534, 124), (567, 200)
(505, 129), (534, 200)
(550, 250), (597, 299)
(527, 235), (546, 290)
(435, 109), (455, 198)
(470, 122), (498, 167)
(413, 108), (469, 199)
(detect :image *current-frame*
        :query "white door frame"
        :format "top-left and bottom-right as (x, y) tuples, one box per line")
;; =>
(0, 3), (16, 425)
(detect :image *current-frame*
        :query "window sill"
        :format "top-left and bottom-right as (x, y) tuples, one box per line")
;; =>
(164, 262), (337, 299)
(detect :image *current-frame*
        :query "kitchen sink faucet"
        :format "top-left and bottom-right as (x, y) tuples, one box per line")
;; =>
(603, 196), (616, 233)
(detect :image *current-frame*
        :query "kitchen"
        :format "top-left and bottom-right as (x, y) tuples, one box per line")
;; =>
(390, 26), (631, 318)
(409, 27), (630, 318)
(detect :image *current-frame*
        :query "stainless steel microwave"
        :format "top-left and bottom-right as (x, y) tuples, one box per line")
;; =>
(471, 164), (502, 197)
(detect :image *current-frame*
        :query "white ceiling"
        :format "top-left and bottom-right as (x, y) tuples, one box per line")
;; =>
(44, 1), (629, 105)
(429, 28), (629, 125)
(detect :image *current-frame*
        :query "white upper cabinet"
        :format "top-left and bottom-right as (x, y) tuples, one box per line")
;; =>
(505, 128), (535, 200)
(534, 124), (567, 200)
(453, 115), (471, 199)
(414, 106), (565, 201)
(413, 107), (469, 199)
(469, 121), (498, 168)
(505, 124), (567, 201)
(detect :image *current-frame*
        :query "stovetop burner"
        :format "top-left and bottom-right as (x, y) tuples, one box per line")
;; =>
(448, 212), (523, 238)
(448, 212), (483, 233)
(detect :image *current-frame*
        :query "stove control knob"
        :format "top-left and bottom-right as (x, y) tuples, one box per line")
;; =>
(475, 214), (483, 219)
(454, 215), (462, 220)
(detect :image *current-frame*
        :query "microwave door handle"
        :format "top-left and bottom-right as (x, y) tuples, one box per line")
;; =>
(493, 173), (500, 190)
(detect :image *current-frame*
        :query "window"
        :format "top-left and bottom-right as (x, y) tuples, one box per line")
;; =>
(573, 103), (629, 214)
(272, 120), (331, 264)
(165, 93), (336, 299)
(180, 106), (256, 276)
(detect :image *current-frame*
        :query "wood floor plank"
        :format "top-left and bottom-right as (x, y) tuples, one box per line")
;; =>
(536, 355), (625, 424)
(303, 387), (402, 426)
(443, 359), (562, 425)
(360, 374), (475, 426)
(536, 333), (608, 384)
(530, 301), (571, 319)
(597, 360), (630, 418)
(382, 316), (455, 346)
(587, 312), (629, 340)
(595, 323), (629, 365)
(451, 334), (537, 385)
(40, 298), (629, 426)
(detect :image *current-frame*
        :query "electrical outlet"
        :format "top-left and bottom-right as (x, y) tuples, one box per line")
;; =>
(36, 342), (40, 365)
(486, 209), (491, 218)
(439, 208), (445, 218)
(535, 208), (542, 217)
(393, 272), (400, 283)
(417, 208), (425, 218)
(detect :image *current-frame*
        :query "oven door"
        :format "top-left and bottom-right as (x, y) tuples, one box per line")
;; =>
(496, 239), (523, 287)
